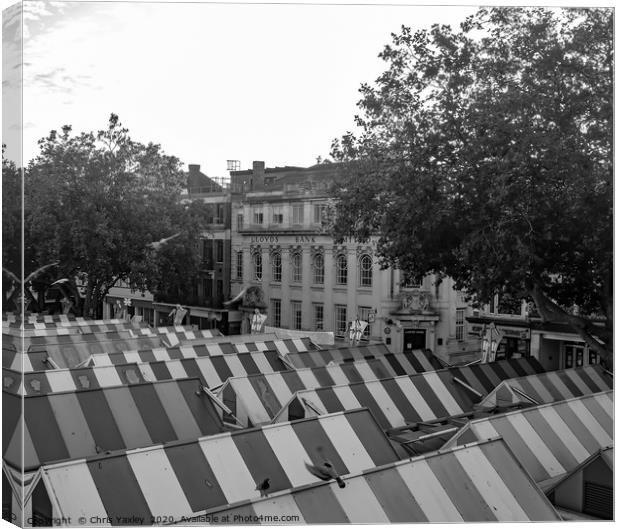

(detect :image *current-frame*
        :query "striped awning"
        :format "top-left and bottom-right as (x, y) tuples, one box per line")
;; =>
(159, 330), (223, 347)
(94, 350), (293, 389)
(37, 409), (400, 524)
(156, 326), (221, 335)
(182, 438), (561, 523)
(3, 331), (136, 350)
(272, 358), (545, 429)
(219, 358), (403, 427)
(3, 363), (150, 395)
(24, 336), (164, 370)
(443, 390), (613, 486)
(3, 378), (226, 472)
(2, 317), (146, 329)
(3, 349), (56, 371)
(286, 345), (442, 374)
(85, 338), (316, 367)
(479, 365), (613, 408)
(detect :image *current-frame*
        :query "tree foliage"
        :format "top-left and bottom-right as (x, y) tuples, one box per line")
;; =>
(330, 8), (613, 364)
(4, 114), (208, 317)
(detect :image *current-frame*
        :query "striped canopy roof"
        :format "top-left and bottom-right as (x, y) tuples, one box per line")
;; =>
(3, 363), (150, 396)
(185, 438), (561, 523)
(86, 338), (316, 367)
(272, 358), (545, 429)
(2, 317), (148, 329)
(3, 330), (137, 350)
(3, 378), (226, 472)
(3, 349), (58, 371)
(103, 349), (293, 390)
(479, 365), (612, 408)
(443, 390), (613, 487)
(155, 326), (221, 335)
(24, 336), (164, 370)
(160, 329), (222, 347)
(37, 409), (399, 524)
(285, 344), (442, 374)
(170, 333), (280, 346)
(219, 358), (402, 427)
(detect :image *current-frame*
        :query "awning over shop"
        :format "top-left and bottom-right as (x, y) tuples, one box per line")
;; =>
(218, 357), (407, 427)
(3, 378), (226, 473)
(272, 358), (545, 428)
(37, 409), (399, 524)
(478, 365), (613, 408)
(443, 390), (613, 487)
(189, 438), (561, 523)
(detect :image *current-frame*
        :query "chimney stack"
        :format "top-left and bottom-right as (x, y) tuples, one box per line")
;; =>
(252, 161), (265, 189)
(188, 164), (200, 173)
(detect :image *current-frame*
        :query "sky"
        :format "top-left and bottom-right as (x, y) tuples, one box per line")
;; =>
(1, 0), (613, 176)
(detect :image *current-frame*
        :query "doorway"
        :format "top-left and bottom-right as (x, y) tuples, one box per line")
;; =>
(403, 328), (426, 351)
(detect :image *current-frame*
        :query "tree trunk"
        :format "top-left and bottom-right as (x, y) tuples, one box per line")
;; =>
(529, 284), (613, 370)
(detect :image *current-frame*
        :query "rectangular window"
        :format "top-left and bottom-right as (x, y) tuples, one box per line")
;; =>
(313, 203), (327, 224)
(589, 350), (600, 365)
(235, 251), (243, 279)
(313, 303), (324, 330)
(215, 239), (224, 263)
(291, 301), (302, 330)
(216, 280), (223, 299)
(334, 304), (347, 336)
(271, 252), (282, 282)
(456, 309), (465, 341)
(564, 342), (585, 369)
(215, 203), (225, 224)
(202, 239), (213, 269)
(237, 213), (244, 231)
(357, 306), (372, 340)
(253, 206), (264, 224)
(292, 203), (304, 224)
(271, 299), (281, 327)
(272, 205), (284, 224)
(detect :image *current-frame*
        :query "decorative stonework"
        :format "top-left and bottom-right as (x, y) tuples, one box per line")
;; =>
(356, 245), (373, 258)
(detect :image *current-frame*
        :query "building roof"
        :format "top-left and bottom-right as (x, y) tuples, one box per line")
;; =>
(2, 362), (153, 396)
(272, 358), (544, 429)
(443, 390), (613, 487)
(3, 377), (226, 472)
(285, 345), (442, 374)
(95, 349), (293, 390)
(38, 409), (399, 522)
(478, 365), (612, 408)
(188, 438), (562, 523)
(218, 357), (403, 427)
(21, 336), (164, 370)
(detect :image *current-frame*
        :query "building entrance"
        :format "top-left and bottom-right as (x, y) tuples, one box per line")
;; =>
(403, 328), (426, 351)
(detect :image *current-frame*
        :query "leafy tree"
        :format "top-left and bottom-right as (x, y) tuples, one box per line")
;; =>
(330, 8), (613, 365)
(18, 114), (208, 317)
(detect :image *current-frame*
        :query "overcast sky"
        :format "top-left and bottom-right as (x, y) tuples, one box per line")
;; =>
(2, 0), (611, 176)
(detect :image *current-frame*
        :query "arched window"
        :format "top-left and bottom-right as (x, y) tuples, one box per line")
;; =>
(313, 253), (324, 284)
(253, 252), (262, 281)
(359, 254), (373, 287)
(272, 252), (282, 282)
(291, 252), (302, 282)
(336, 254), (348, 285)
